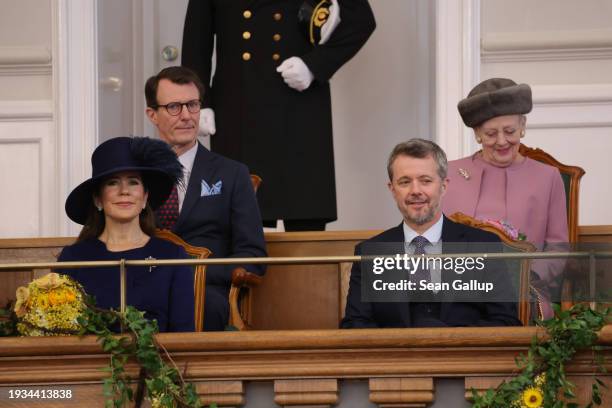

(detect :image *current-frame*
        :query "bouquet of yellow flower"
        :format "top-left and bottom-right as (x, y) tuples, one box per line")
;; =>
(511, 373), (544, 408)
(8, 273), (202, 407)
(14, 272), (86, 336)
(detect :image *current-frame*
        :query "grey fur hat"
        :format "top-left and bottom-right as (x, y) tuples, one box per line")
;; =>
(457, 78), (532, 128)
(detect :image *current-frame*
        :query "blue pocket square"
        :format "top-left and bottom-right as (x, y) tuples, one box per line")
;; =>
(201, 179), (222, 197)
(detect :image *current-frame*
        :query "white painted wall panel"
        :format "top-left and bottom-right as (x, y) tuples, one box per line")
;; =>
(481, 2), (612, 226)
(0, 100), (56, 237)
(482, 0), (612, 33)
(0, 1), (53, 100)
(0, 137), (41, 237)
(329, 0), (434, 230)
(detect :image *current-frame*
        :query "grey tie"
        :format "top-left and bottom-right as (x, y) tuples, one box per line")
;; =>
(410, 236), (430, 284)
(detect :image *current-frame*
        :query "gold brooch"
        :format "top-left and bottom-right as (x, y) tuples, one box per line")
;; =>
(458, 168), (470, 180)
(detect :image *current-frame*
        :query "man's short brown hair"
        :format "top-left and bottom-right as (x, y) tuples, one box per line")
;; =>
(145, 66), (206, 107)
(387, 138), (448, 181)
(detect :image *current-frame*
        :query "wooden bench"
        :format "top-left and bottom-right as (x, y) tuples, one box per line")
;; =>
(1, 327), (611, 406)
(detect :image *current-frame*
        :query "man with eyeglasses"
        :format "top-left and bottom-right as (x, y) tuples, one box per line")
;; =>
(145, 66), (267, 331)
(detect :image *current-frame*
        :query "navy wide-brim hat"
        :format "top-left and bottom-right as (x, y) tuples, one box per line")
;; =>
(65, 136), (183, 225)
(457, 78), (533, 128)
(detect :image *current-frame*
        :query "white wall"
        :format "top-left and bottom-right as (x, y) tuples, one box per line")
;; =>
(328, 0), (435, 231)
(0, 0), (56, 238)
(481, 0), (612, 226)
(0, 0), (52, 100)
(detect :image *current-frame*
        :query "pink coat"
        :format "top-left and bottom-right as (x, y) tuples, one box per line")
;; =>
(442, 154), (569, 318)
(443, 154), (568, 246)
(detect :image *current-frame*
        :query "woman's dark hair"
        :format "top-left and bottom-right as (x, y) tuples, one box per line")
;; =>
(76, 179), (157, 242)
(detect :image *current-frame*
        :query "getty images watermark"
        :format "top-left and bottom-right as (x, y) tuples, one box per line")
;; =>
(360, 242), (521, 303)
(371, 253), (492, 293)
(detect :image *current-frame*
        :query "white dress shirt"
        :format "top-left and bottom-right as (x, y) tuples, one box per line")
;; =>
(177, 142), (198, 211)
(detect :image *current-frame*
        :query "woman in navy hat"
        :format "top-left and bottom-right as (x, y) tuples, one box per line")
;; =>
(56, 136), (194, 332)
(442, 78), (568, 320)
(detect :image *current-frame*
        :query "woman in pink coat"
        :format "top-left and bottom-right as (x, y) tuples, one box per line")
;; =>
(442, 78), (568, 319)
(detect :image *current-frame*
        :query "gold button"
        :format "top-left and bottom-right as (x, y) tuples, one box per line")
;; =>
(273, 12), (282, 21)
(243, 31), (251, 40)
(272, 53), (280, 61)
(243, 10), (252, 19)
(242, 52), (251, 61)
(273, 33), (281, 42)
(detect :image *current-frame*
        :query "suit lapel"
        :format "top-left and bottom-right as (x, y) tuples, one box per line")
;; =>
(441, 216), (466, 243)
(175, 143), (215, 231)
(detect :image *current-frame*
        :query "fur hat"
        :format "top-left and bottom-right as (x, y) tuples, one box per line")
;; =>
(457, 78), (532, 128)
(65, 136), (183, 225)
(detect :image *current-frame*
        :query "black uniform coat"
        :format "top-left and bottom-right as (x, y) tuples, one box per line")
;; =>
(340, 216), (522, 328)
(182, 0), (376, 223)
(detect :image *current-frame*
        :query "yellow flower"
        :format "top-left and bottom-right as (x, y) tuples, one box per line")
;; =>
(65, 291), (76, 302)
(32, 272), (63, 290)
(48, 291), (59, 306)
(15, 273), (86, 336)
(14, 286), (30, 317)
(534, 373), (545, 387)
(522, 387), (543, 408)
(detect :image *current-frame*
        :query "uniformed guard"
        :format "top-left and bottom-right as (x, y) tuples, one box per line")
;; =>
(182, 0), (376, 231)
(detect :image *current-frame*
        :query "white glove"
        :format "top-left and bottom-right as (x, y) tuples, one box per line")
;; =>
(276, 57), (315, 91)
(320, 0), (341, 45)
(198, 108), (216, 136)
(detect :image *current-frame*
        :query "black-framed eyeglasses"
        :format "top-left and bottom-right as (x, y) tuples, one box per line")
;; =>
(152, 100), (201, 116)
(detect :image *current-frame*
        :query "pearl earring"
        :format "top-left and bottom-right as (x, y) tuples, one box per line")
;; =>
(520, 130), (525, 138)
(96, 205), (102, 212)
(476, 136), (482, 143)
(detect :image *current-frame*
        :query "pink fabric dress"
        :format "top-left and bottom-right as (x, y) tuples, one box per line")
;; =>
(443, 153), (569, 319)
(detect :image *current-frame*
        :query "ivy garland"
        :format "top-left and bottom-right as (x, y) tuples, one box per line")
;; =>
(472, 304), (611, 408)
(79, 303), (204, 408)
(2, 300), (610, 407)
(1, 299), (216, 408)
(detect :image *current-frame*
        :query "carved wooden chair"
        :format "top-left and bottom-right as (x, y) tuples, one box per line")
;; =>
(155, 229), (263, 331)
(155, 229), (211, 332)
(250, 174), (262, 193)
(227, 174), (264, 330)
(519, 144), (585, 242)
(448, 212), (538, 325)
(519, 144), (586, 309)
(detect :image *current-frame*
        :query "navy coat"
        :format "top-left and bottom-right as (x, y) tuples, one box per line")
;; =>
(57, 237), (195, 332)
(159, 143), (267, 330)
(341, 216), (522, 328)
(167, 142), (267, 287)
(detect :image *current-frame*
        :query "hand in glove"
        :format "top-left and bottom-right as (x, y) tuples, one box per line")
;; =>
(276, 57), (314, 91)
(198, 108), (216, 136)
